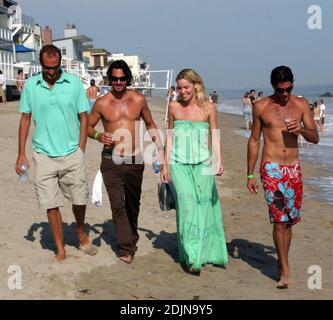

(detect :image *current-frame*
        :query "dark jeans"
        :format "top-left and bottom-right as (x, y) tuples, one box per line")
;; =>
(101, 155), (144, 257)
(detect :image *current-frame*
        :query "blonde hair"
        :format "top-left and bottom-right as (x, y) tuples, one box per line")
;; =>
(176, 68), (208, 111)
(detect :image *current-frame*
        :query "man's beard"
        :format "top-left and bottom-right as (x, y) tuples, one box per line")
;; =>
(113, 86), (126, 93)
(43, 70), (62, 85)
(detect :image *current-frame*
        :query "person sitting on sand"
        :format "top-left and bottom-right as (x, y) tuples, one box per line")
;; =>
(161, 68), (228, 275)
(247, 66), (319, 289)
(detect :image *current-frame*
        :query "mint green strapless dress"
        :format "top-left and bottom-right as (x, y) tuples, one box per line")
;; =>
(170, 120), (228, 271)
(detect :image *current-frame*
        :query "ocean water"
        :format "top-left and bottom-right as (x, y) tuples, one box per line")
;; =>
(215, 85), (333, 205)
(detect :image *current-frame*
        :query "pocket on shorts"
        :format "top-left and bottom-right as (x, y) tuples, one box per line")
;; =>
(32, 150), (44, 164)
(73, 147), (82, 156)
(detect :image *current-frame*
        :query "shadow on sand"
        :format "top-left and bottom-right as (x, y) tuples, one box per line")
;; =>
(139, 227), (227, 273)
(25, 220), (115, 254)
(227, 239), (278, 281)
(139, 227), (178, 262)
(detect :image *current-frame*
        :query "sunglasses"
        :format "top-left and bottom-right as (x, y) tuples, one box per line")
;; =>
(42, 65), (61, 71)
(110, 76), (128, 82)
(275, 86), (293, 94)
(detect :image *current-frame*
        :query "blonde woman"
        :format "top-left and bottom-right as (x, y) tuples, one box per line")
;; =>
(161, 69), (228, 274)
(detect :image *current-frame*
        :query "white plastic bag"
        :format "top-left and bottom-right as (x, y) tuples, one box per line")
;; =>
(92, 170), (103, 208)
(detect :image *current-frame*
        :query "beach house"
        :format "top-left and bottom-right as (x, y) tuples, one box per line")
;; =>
(83, 47), (110, 70)
(0, 0), (16, 87)
(53, 24), (92, 72)
(109, 53), (152, 92)
(0, 1), (43, 98)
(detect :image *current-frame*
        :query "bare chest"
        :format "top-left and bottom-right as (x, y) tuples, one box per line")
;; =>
(102, 101), (142, 123)
(261, 104), (302, 129)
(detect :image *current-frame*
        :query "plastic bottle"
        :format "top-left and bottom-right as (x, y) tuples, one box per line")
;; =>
(19, 163), (29, 183)
(153, 160), (161, 173)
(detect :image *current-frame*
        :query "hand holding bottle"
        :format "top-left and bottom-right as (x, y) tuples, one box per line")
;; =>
(19, 163), (29, 183)
(15, 155), (30, 183)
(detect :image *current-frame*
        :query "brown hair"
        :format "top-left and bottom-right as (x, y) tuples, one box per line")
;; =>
(39, 45), (62, 65)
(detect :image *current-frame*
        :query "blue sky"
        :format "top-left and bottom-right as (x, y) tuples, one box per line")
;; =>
(19, 0), (332, 90)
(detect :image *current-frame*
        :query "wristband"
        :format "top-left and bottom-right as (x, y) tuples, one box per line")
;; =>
(247, 174), (255, 179)
(94, 131), (100, 140)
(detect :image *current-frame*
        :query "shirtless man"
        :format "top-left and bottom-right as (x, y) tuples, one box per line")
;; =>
(16, 69), (25, 94)
(247, 66), (319, 289)
(86, 79), (100, 113)
(88, 59), (164, 263)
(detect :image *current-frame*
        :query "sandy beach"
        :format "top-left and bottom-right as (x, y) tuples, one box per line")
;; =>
(0, 97), (332, 300)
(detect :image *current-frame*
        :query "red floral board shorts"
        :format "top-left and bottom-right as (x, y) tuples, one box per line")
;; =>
(260, 161), (303, 225)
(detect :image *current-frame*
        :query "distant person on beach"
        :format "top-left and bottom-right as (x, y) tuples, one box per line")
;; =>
(210, 90), (219, 104)
(16, 69), (25, 94)
(0, 70), (6, 105)
(86, 79), (100, 113)
(242, 92), (253, 130)
(161, 68), (228, 275)
(318, 98), (326, 134)
(256, 91), (264, 101)
(247, 66), (319, 289)
(167, 85), (177, 102)
(87, 59), (164, 264)
(249, 89), (256, 104)
(15, 45), (97, 261)
(313, 103), (321, 132)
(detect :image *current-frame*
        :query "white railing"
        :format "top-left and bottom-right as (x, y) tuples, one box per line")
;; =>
(0, 27), (12, 42)
(12, 13), (35, 29)
(0, 61), (172, 97)
(0, 63), (15, 84)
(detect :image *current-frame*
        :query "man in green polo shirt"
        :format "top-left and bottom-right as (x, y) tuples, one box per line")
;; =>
(15, 45), (97, 261)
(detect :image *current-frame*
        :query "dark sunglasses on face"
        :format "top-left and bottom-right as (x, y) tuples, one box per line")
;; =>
(42, 65), (61, 71)
(275, 86), (293, 94)
(110, 76), (128, 82)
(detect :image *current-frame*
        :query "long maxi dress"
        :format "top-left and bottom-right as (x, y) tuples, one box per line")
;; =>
(169, 120), (228, 270)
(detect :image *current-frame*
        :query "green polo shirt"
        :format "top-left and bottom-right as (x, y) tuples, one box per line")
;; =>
(19, 71), (89, 157)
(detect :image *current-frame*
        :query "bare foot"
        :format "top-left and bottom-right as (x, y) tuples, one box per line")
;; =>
(77, 230), (90, 246)
(189, 267), (201, 276)
(79, 242), (98, 256)
(54, 251), (66, 262)
(276, 275), (291, 289)
(119, 255), (133, 264)
(276, 260), (292, 284)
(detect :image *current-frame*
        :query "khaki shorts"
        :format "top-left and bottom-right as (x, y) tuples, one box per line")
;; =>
(33, 148), (89, 210)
